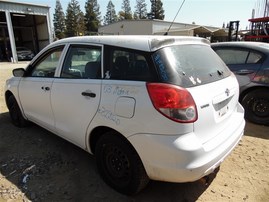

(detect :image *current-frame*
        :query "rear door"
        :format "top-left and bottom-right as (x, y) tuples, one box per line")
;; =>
(188, 74), (240, 145)
(51, 44), (102, 148)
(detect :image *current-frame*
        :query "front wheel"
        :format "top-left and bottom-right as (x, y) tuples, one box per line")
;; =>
(95, 132), (149, 195)
(241, 89), (269, 125)
(7, 95), (29, 127)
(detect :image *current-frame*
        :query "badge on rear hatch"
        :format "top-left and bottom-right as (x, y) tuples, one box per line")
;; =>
(225, 88), (230, 97)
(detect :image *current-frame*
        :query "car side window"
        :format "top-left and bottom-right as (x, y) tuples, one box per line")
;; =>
(105, 48), (152, 81)
(61, 45), (101, 79)
(215, 48), (263, 65)
(246, 51), (263, 64)
(215, 49), (249, 65)
(31, 47), (64, 77)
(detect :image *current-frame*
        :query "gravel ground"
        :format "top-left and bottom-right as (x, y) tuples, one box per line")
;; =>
(0, 62), (269, 202)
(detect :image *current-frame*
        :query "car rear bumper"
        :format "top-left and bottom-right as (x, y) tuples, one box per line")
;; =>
(128, 104), (245, 183)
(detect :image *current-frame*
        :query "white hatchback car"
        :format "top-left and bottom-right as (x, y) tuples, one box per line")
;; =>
(5, 35), (245, 195)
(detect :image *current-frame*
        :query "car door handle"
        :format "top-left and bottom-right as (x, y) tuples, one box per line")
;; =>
(41, 86), (50, 91)
(81, 91), (96, 98)
(235, 70), (255, 75)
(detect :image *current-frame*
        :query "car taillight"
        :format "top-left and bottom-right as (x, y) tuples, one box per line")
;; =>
(146, 83), (197, 123)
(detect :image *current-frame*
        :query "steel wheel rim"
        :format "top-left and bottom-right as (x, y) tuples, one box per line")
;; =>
(104, 145), (131, 182)
(251, 98), (269, 117)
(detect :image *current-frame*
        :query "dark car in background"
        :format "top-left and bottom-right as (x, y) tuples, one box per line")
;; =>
(16, 46), (35, 61)
(212, 42), (269, 125)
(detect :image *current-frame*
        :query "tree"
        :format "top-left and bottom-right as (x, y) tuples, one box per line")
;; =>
(53, 0), (66, 39)
(104, 0), (118, 25)
(133, 12), (138, 20)
(119, 0), (132, 20)
(65, 0), (85, 37)
(134, 0), (147, 19)
(85, 0), (101, 34)
(149, 0), (164, 20)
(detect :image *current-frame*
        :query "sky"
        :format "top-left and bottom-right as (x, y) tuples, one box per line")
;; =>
(10, 0), (258, 30)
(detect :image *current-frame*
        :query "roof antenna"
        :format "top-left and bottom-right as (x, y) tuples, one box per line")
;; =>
(164, 0), (186, 35)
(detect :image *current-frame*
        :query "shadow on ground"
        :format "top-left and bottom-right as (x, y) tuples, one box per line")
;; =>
(0, 112), (218, 201)
(244, 121), (269, 140)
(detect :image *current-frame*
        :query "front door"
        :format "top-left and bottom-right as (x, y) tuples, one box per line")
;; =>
(18, 46), (64, 131)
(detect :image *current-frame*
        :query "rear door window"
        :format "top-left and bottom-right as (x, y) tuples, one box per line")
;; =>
(153, 44), (231, 87)
(214, 47), (264, 75)
(247, 51), (263, 64)
(214, 48), (263, 65)
(104, 47), (156, 81)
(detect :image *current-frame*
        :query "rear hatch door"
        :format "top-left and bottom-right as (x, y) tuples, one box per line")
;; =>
(188, 74), (240, 144)
(152, 43), (241, 144)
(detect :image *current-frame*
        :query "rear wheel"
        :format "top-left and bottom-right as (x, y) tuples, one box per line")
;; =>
(241, 89), (269, 125)
(95, 132), (149, 195)
(7, 95), (29, 127)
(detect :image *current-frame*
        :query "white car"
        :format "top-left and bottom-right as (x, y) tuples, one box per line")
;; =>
(5, 35), (245, 195)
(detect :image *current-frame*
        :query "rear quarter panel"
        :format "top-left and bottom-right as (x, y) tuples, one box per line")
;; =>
(87, 80), (194, 140)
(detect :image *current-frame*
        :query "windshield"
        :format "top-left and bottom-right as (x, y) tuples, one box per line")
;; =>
(152, 44), (231, 88)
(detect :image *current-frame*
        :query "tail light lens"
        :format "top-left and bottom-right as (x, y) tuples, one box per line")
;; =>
(146, 83), (198, 123)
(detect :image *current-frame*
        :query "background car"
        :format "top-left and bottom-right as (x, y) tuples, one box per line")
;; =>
(16, 46), (35, 61)
(212, 42), (269, 125)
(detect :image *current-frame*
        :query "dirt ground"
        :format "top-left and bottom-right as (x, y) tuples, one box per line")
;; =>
(0, 62), (269, 202)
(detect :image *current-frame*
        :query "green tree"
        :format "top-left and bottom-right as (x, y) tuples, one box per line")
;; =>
(65, 0), (86, 37)
(119, 0), (132, 20)
(53, 0), (66, 39)
(134, 0), (147, 19)
(104, 0), (118, 25)
(85, 0), (101, 34)
(133, 13), (138, 20)
(150, 0), (164, 20)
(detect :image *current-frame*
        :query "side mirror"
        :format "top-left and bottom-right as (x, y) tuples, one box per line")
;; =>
(13, 68), (25, 77)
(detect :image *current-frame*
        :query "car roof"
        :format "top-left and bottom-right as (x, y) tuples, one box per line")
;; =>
(51, 35), (210, 52)
(211, 41), (269, 53)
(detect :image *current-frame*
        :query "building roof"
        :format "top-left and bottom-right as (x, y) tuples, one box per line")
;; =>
(0, 0), (49, 8)
(154, 25), (228, 36)
(51, 35), (210, 52)
(0, 0), (50, 16)
(100, 19), (221, 30)
(99, 19), (226, 37)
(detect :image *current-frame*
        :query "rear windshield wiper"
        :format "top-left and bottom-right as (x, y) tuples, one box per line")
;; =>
(217, 70), (224, 76)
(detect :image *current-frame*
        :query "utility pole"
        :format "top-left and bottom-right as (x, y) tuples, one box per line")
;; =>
(264, 0), (268, 17)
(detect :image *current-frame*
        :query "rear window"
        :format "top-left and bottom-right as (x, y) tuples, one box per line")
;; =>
(152, 44), (231, 87)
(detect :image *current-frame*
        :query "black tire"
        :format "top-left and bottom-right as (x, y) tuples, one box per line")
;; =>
(241, 89), (269, 125)
(95, 132), (149, 195)
(7, 95), (29, 127)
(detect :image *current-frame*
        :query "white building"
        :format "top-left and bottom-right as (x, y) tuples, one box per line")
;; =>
(98, 19), (228, 41)
(0, 0), (53, 62)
